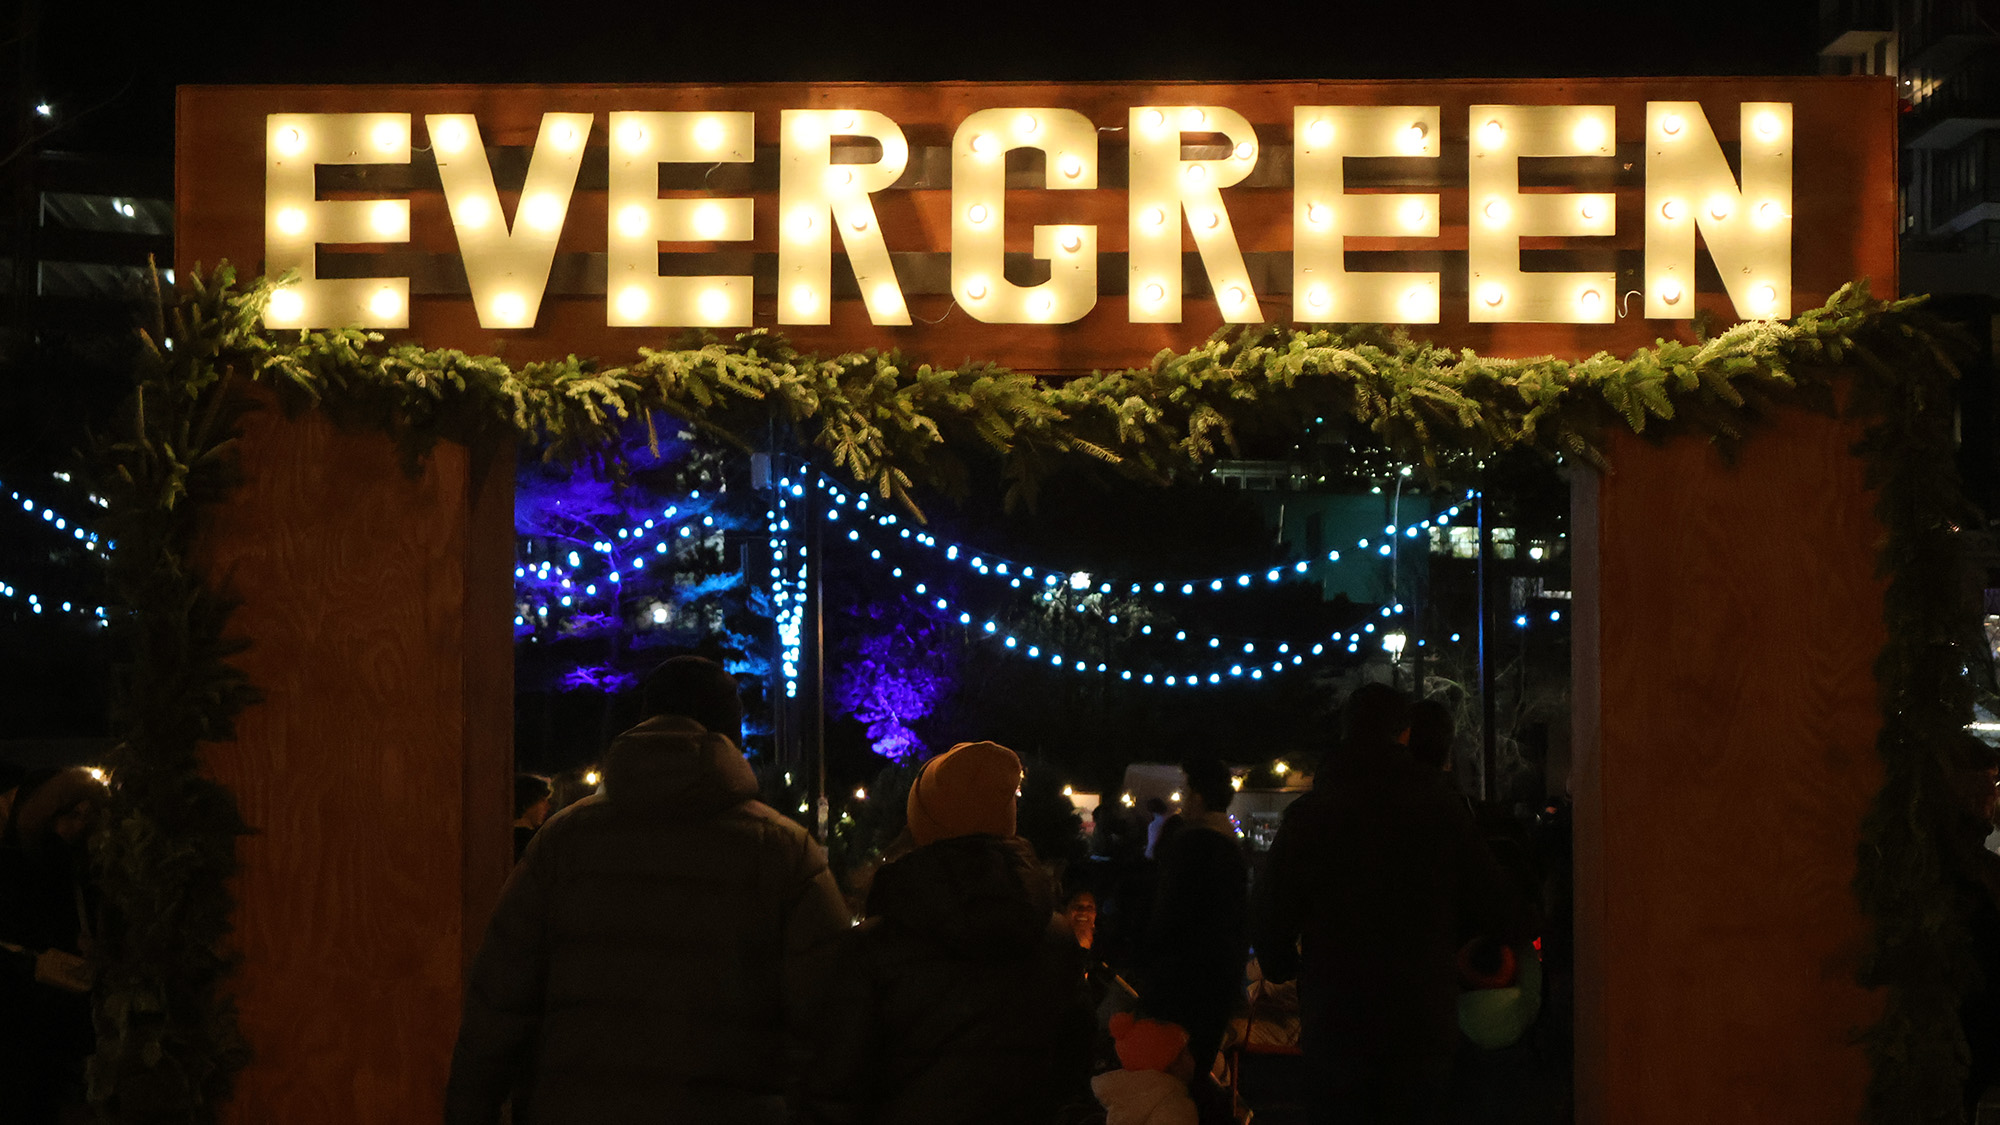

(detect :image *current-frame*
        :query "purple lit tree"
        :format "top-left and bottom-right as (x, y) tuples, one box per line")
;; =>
(828, 597), (958, 763)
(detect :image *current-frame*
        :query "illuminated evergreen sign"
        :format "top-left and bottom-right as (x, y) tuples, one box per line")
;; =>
(258, 98), (1793, 332)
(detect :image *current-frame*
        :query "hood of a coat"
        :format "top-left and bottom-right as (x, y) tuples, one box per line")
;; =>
(601, 714), (759, 816)
(1091, 1068), (1189, 1123)
(868, 834), (1056, 958)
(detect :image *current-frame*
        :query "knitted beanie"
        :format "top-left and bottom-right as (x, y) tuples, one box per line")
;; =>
(905, 741), (1022, 847)
(1108, 1012), (1189, 1073)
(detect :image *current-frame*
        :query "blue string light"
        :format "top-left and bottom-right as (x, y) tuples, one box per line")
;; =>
(4, 476), (109, 554)
(815, 476), (1476, 597)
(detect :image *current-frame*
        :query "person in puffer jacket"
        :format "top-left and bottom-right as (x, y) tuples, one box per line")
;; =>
(799, 740), (1095, 1124)
(1092, 1013), (1198, 1125)
(445, 656), (849, 1125)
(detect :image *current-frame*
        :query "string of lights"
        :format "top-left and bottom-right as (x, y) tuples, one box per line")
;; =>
(811, 474), (1479, 596)
(0, 579), (109, 624)
(5, 475), (110, 554)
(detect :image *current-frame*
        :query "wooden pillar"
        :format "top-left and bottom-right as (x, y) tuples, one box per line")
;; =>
(1572, 407), (1886, 1123)
(199, 392), (515, 1122)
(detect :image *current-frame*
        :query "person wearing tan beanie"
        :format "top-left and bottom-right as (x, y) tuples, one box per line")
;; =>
(904, 740), (1021, 846)
(802, 739), (1094, 1124)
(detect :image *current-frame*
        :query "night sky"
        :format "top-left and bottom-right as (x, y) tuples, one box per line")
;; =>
(28, 0), (1824, 158)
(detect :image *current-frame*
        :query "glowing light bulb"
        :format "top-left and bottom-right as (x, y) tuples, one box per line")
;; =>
(275, 207), (308, 237)
(619, 120), (649, 151)
(790, 210), (815, 238)
(1306, 202), (1329, 225)
(369, 286), (401, 319)
(1059, 230), (1083, 253)
(1403, 285), (1433, 315)
(1661, 199), (1685, 221)
(1017, 113), (1039, 136)
(1756, 200), (1782, 226)
(433, 120), (468, 153)
(1754, 283), (1778, 309)
(268, 288), (303, 322)
(1307, 118), (1333, 146)
(1400, 199), (1427, 230)
(849, 214), (869, 233)
(1754, 112), (1783, 140)
(1578, 288), (1603, 314)
(967, 203), (990, 225)
(1059, 153), (1084, 179)
(1483, 198), (1510, 224)
(835, 111), (858, 132)
(1185, 163), (1207, 185)
(698, 288), (730, 321)
(1233, 140), (1254, 160)
(1184, 108), (1207, 129)
(493, 292), (527, 325)
(1203, 210), (1222, 230)
(965, 277), (989, 301)
(616, 285), (649, 320)
(971, 132), (996, 156)
(692, 202), (727, 239)
(1579, 198), (1603, 222)
(372, 120), (403, 152)
(791, 284), (819, 316)
(1306, 286), (1329, 311)
(276, 126), (306, 156)
(1479, 282), (1506, 308)
(1143, 281), (1166, 303)
(368, 200), (402, 235)
(524, 193), (564, 232)
(872, 282), (901, 310)
(1147, 207), (1167, 229)
(1573, 117), (1606, 150)
(1707, 197), (1732, 221)
(693, 116), (726, 151)
(1032, 291), (1056, 318)
(617, 204), (648, 237)
(1226, 285), (1246, 306)
(1479, 119), (1505, 148)
(1657, 279), (1683, 305)
(551, 121), (579, 150)
(1401, 122), (1428, 153)
(1146, 108), (1167, 130)
(1660, 113), (1685, 138)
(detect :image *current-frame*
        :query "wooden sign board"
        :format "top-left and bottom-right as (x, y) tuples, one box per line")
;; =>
(177, 78), (1896, 372)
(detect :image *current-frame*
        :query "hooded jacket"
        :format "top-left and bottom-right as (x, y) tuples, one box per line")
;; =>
(1251, 739), (1524, 1063)
(445, 716), (848, 1125)
(1091, 1069), (1199, 1125)
(799, 834), (1094, 1125)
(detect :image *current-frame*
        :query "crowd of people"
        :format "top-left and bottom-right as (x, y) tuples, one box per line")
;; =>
(446, 659), (1552, 1124)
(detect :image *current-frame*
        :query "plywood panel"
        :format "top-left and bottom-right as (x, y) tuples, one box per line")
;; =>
(1576, 409), (1887, 1124)
(198, 391), (513, 1124)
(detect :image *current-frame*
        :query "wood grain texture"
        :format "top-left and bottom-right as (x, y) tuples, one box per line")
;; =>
(197, 390), (514, 1124)
(176, 77), (1897, 371)
(1576, 409), (1888, 1124)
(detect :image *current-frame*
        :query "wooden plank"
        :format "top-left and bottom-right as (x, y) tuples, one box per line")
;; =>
(1577, 408), (1890, 1124)
(196, 390), (509, 1124)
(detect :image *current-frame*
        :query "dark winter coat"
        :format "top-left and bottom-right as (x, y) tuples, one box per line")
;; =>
(799, 834), (1095, 1125)
(445, 716), (849, 1125)
(1251, 740), (1524, 1067)
(1141, 812), (1248, 1067)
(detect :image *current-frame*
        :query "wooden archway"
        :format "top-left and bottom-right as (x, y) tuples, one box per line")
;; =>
(176, 77), (1897, 1123)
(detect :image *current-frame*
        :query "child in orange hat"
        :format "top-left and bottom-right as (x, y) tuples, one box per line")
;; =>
(1092, 1012), (1199, 1125)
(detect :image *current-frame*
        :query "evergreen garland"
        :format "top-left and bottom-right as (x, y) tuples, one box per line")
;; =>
(85, 264), (1977, 1122)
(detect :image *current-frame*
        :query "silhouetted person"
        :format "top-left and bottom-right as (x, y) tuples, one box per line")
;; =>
(801, 740), (1094, 1124)
(1253, 683), (1524, 1124)
(447, 656), (847, 1124)
(1142, 756), (1248, 1081)
(512, 773), (551, 863)
(1410, 698), (1476, 820)
(0, 767), (106, 1125)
